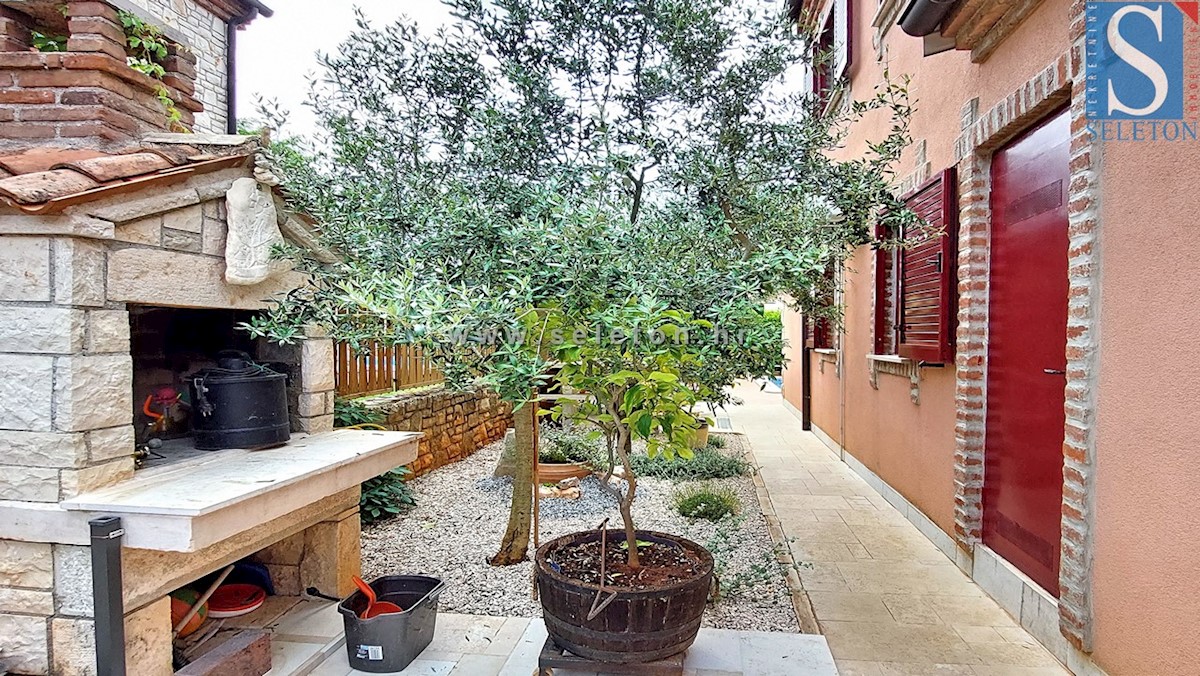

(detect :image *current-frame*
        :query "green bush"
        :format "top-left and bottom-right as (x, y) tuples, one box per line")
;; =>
(630, 445), (750, 481)
(337, 400), (410, 524)
(672, 484), (741, 521)
(361, 468), (416, 524)
(539, 425), (606, 465)
(334, 398), (383, 428)
(706, 434), (726, 449)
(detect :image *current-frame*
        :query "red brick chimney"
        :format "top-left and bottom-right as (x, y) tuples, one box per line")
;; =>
(0, 0), (202, 149)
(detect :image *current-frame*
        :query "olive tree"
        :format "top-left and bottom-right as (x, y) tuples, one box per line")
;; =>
(249, 0), (915, 566)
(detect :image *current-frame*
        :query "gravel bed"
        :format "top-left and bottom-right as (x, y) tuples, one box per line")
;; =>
(362, 433), (799, 633)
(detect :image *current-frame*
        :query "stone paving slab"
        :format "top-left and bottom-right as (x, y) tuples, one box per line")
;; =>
(724, 383), (1069, 676)
(270, 607), (837, 675)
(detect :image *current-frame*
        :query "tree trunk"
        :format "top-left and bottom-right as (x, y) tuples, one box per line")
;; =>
(615, 427), (640, 569)
(490, 398), (535, 565)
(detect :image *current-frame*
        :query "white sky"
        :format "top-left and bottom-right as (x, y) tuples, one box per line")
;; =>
(236, 1), (454, 136)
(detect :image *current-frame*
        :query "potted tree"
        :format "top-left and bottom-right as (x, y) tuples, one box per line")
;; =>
(250, 0), (916, 665)
(536, 426), (600, 484)
(534, 299), (715, 662)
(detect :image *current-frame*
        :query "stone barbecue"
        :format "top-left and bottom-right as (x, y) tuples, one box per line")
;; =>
(0, 2), (420, 674)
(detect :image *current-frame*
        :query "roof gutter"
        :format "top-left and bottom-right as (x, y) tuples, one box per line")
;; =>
(243, 0), (274, 18)
(898, 0), (958, 37)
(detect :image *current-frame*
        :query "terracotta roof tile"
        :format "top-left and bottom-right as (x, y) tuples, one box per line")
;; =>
(140, 144), (203, 165)
(0, 169), (100, 205)
(0, 148), (106, 176)
(0, 135), (260, 213)
(55, 153), (173, 183)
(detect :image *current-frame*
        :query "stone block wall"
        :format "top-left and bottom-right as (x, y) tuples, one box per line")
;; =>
(0, 163), (340, 674)
(259, 325), (337, 436)
(126, 0), (230, 133)
(367, 386), (512, 477)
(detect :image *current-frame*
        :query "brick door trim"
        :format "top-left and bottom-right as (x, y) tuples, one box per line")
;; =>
(949, 43), (1100, 652)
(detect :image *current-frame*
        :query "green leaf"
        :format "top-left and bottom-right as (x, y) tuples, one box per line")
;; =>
(622, 386), (645, 412)
(634, 413), (653, 439)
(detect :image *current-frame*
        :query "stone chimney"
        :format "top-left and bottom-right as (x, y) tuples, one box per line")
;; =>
(0, 0), (203, 149)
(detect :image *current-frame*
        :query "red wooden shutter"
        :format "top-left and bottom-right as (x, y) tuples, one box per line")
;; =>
(811, 318), (834, 349)
(873, 222), (896, 355)
(897, 168), (958, 363)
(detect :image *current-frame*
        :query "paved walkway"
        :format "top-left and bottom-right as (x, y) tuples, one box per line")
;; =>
(727, 383), (1068, 675)
(265, 603), (838, 675)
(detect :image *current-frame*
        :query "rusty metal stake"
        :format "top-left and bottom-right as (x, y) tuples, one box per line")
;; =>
(586, 518), (618, 621)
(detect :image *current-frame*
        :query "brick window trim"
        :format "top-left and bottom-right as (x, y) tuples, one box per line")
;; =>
(949, 46), (1100, 653)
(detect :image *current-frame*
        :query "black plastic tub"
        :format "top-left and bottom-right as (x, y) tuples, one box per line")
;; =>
(337, 575), (446, 673)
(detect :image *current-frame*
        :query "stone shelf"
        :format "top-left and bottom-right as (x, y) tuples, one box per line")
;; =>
(60, 429), (420, 552)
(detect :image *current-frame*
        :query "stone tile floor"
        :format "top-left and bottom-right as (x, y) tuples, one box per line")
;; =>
(725, 383), (1069, 675)
(263, 602), (838, 675)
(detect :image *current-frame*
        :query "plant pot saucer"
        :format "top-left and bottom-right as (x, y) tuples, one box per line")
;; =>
(537, 461), (592, 483)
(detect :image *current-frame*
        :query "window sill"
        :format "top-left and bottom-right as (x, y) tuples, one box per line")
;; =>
(815, 348), (839, 356)
(867, 354), (922, 403)
(823, 86), (847, 118)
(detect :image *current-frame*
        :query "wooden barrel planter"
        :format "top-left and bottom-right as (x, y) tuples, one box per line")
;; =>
(538, 461), (592, 483)
(534, 529), (713, 664)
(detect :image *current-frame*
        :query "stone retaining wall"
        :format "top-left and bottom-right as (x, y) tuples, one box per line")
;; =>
(367, 386), (511, 477)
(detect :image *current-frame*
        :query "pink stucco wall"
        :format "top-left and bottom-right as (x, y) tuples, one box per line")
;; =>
(782, 0), (1073, 533)
(1088, 140), (1200, 675)
(778, 1), (1200, 671)
(781, 306), (805, 413)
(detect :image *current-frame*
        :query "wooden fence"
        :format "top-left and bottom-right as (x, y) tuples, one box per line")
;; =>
(335, 342), (442, 398)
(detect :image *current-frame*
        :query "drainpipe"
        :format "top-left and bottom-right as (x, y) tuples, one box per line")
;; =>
(90, 516), (126, 676)
(225, 2), (275, 134)
(226, 19), (239, 134)
(800, 316), (812, 430)
(838, 321), (846, 461)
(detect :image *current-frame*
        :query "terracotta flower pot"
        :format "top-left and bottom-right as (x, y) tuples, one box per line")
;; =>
(689, 421), (710, 449)
(538, 461), (592, 483)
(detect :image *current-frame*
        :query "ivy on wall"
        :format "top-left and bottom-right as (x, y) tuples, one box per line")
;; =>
(28, 6), (187, 131)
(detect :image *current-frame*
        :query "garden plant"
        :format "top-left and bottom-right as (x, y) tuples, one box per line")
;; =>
(247, 0), (916, 584)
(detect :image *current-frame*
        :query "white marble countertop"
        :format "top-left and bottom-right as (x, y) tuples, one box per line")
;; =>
(59, 429), (421, 551)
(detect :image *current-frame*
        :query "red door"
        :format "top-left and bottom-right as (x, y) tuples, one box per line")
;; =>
(983, 108), (1070, 595)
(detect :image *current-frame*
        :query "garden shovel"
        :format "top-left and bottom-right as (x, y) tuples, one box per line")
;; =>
(352, 576), (404, 618)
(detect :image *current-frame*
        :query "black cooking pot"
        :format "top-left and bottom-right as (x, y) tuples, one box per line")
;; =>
(189, 351), (290, 451)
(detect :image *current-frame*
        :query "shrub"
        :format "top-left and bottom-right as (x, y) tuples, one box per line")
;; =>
(631, 445), (750, 481)
(334, 398), (383, 428)
(539, 425), (606, 465)
(706, 434), (726, 449)
(672, 484), (741, 521)
(361, 468), (416, 524)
